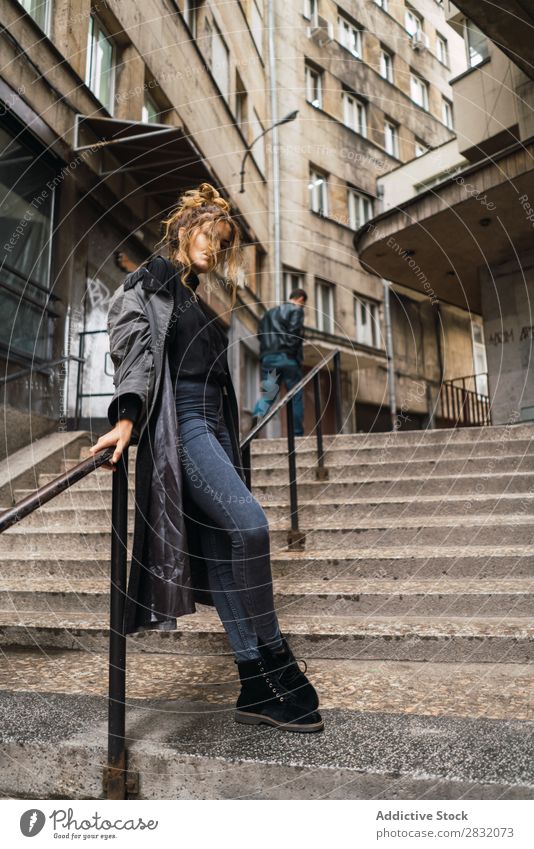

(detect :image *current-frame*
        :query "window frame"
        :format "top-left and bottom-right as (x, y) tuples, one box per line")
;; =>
(283, 268), (306, 302)
(305, 62), (323, 108)
(379, 48), (394, 82)
(436, 33), (449, 66)
(342, 90), (367, 137)
(354, 295), (380, 348)
(347, 187), (373, 230)
(85, 14), (116, 114)
(405, 7), (423, 37)
(442, 96), (454, 129)
(309, 167), (329, 216)
(315, 278), (335, 334)
(410, 72), (429, 110)
(337, 13), (363, 59)
(18, 0), (51, 34)
(384, 119), (399, 157)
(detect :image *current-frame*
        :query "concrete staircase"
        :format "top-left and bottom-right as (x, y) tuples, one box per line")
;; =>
(1, 424), (534, 799)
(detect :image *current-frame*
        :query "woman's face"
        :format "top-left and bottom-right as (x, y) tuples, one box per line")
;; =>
(180, 219), (233, 274)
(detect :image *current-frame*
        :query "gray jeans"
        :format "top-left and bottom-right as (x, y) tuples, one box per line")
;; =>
(175, 377), (284, 661)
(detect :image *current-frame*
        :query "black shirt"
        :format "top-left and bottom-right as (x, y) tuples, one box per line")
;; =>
(109, 264), (229, 427)
(167, 270), (229, 389)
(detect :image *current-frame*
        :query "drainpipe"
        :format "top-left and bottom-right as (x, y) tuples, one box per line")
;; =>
(382, 279), (397, 431)
(267, 0), (281, 306)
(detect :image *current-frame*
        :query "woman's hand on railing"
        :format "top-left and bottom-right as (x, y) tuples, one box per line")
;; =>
(88, 419), (134, 471)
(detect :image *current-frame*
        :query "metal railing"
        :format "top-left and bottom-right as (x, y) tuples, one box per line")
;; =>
(0, 444), (133, 797)
(0, 347), (343, 799)
(0, 355), (84, 386)
(240, 349), (343, 549)
(439, 372), (490, 427)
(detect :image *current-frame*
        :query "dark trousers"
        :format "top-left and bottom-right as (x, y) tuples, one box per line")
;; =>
(175, 377), (284, 661)
(252, 352), (304, 436)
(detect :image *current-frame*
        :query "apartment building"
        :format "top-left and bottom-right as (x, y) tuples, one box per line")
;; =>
(0, 0), (268, 455)
(0, 0), (477, 456)
(270, 0), (470, 431)
(357, 1), (534, 425)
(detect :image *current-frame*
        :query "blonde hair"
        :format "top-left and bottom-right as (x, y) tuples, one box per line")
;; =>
(156, 182), (243, 307)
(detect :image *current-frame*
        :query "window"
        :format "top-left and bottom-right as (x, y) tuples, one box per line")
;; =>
(212, 21), (230, 100)
(250, 109), (266, 173)
(18, 0), (51, 33)
(309, 168), (328, 215)
(405, 7), (423, 36)
(85, 15), (116, 112)
(384, 120), (398, 157)
(415, 138), (428, 157)
(465, 19), (490, 67)
(348, 188), (373, 230)
(283, 269), (306, 301)
(250, 0), (263, 55)
(337, 14), (362, 58)
(410, 73), (429, 110)
(436, 34), (449, 66)
(472, 322), (488, 395)
(303, 0), (317, 20)
(243, 349), (259, 412)
(373, 0), (388, 10)
(354, 297), (380, 348)
(315, 279), (335, 333)
(342, 91), (367, 136)
(235, 71), (248, 130)
(305, 63), (323, 108)
(183, 0), (201, 37)
(0, 125), (56, 359)
(141, 93), (159, 123)
(379, 49), (394, 82)
(442, 97), (454, 129)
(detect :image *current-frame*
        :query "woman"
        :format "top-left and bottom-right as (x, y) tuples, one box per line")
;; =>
(89, 182), (323, 734)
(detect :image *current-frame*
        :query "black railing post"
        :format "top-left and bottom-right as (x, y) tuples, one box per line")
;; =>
(242, 440), (251, 491)
(286, 399), (305, 549)
(333, 351), (342, 434)
(105, 446), (129, 799)
(313, 371), (328, 480)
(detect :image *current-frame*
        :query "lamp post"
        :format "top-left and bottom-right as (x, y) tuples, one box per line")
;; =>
(238, 109), (298, 194)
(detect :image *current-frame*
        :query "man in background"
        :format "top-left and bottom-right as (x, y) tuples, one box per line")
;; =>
(252, 288), (307, 436)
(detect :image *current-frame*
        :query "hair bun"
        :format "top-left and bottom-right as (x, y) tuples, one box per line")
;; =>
(177, 182), (230, 215)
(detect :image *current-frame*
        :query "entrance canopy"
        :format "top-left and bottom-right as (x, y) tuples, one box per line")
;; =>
(355, 138), (534, 314)
(74, 114), (219, 201)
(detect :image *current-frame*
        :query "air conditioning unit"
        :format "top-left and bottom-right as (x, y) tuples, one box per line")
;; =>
(308, 14), (334, 46)
(411, 29), (430, 51)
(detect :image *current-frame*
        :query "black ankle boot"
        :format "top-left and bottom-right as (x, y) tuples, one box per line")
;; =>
(234, 656), (324, 733)
(257, 635), (320, 712)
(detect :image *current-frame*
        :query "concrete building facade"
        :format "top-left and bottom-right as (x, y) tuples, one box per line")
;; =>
(357, 0), (534, 426)
(0, 0), (480, 458)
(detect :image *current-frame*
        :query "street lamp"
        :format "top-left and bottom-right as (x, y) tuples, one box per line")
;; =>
(239, 109), (298, 193)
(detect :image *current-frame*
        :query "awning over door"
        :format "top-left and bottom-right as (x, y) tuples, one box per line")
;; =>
(73, 114), (219, 200)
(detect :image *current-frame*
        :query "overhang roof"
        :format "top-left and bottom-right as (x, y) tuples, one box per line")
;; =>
(354, 137), (534, 314)
(74, 114), (217, 198)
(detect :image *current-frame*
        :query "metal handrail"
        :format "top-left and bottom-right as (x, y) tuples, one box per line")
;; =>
(0, 444), (131, 798)
(0, 346), (344, 800)
(439, 376), (490, 427)
(239, 348), (343, 547)
(0, 355), (85, 386)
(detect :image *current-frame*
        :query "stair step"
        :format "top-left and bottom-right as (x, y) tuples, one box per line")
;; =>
(34, 471), (534, 498)
(1, 648), (533, 720)
(0, 548), (531, 580)
(14, 488), (534, 518)
(2, 515), (534, 551)
(0, 611), (532, 662)
(67, 453), (534, 477)
(1, 688), (533, 799)
(80, 438), (534, 464)
(1, 577), (533, 616)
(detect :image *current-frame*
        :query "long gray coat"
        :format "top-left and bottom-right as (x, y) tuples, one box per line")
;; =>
(106, 256), (246, 635)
